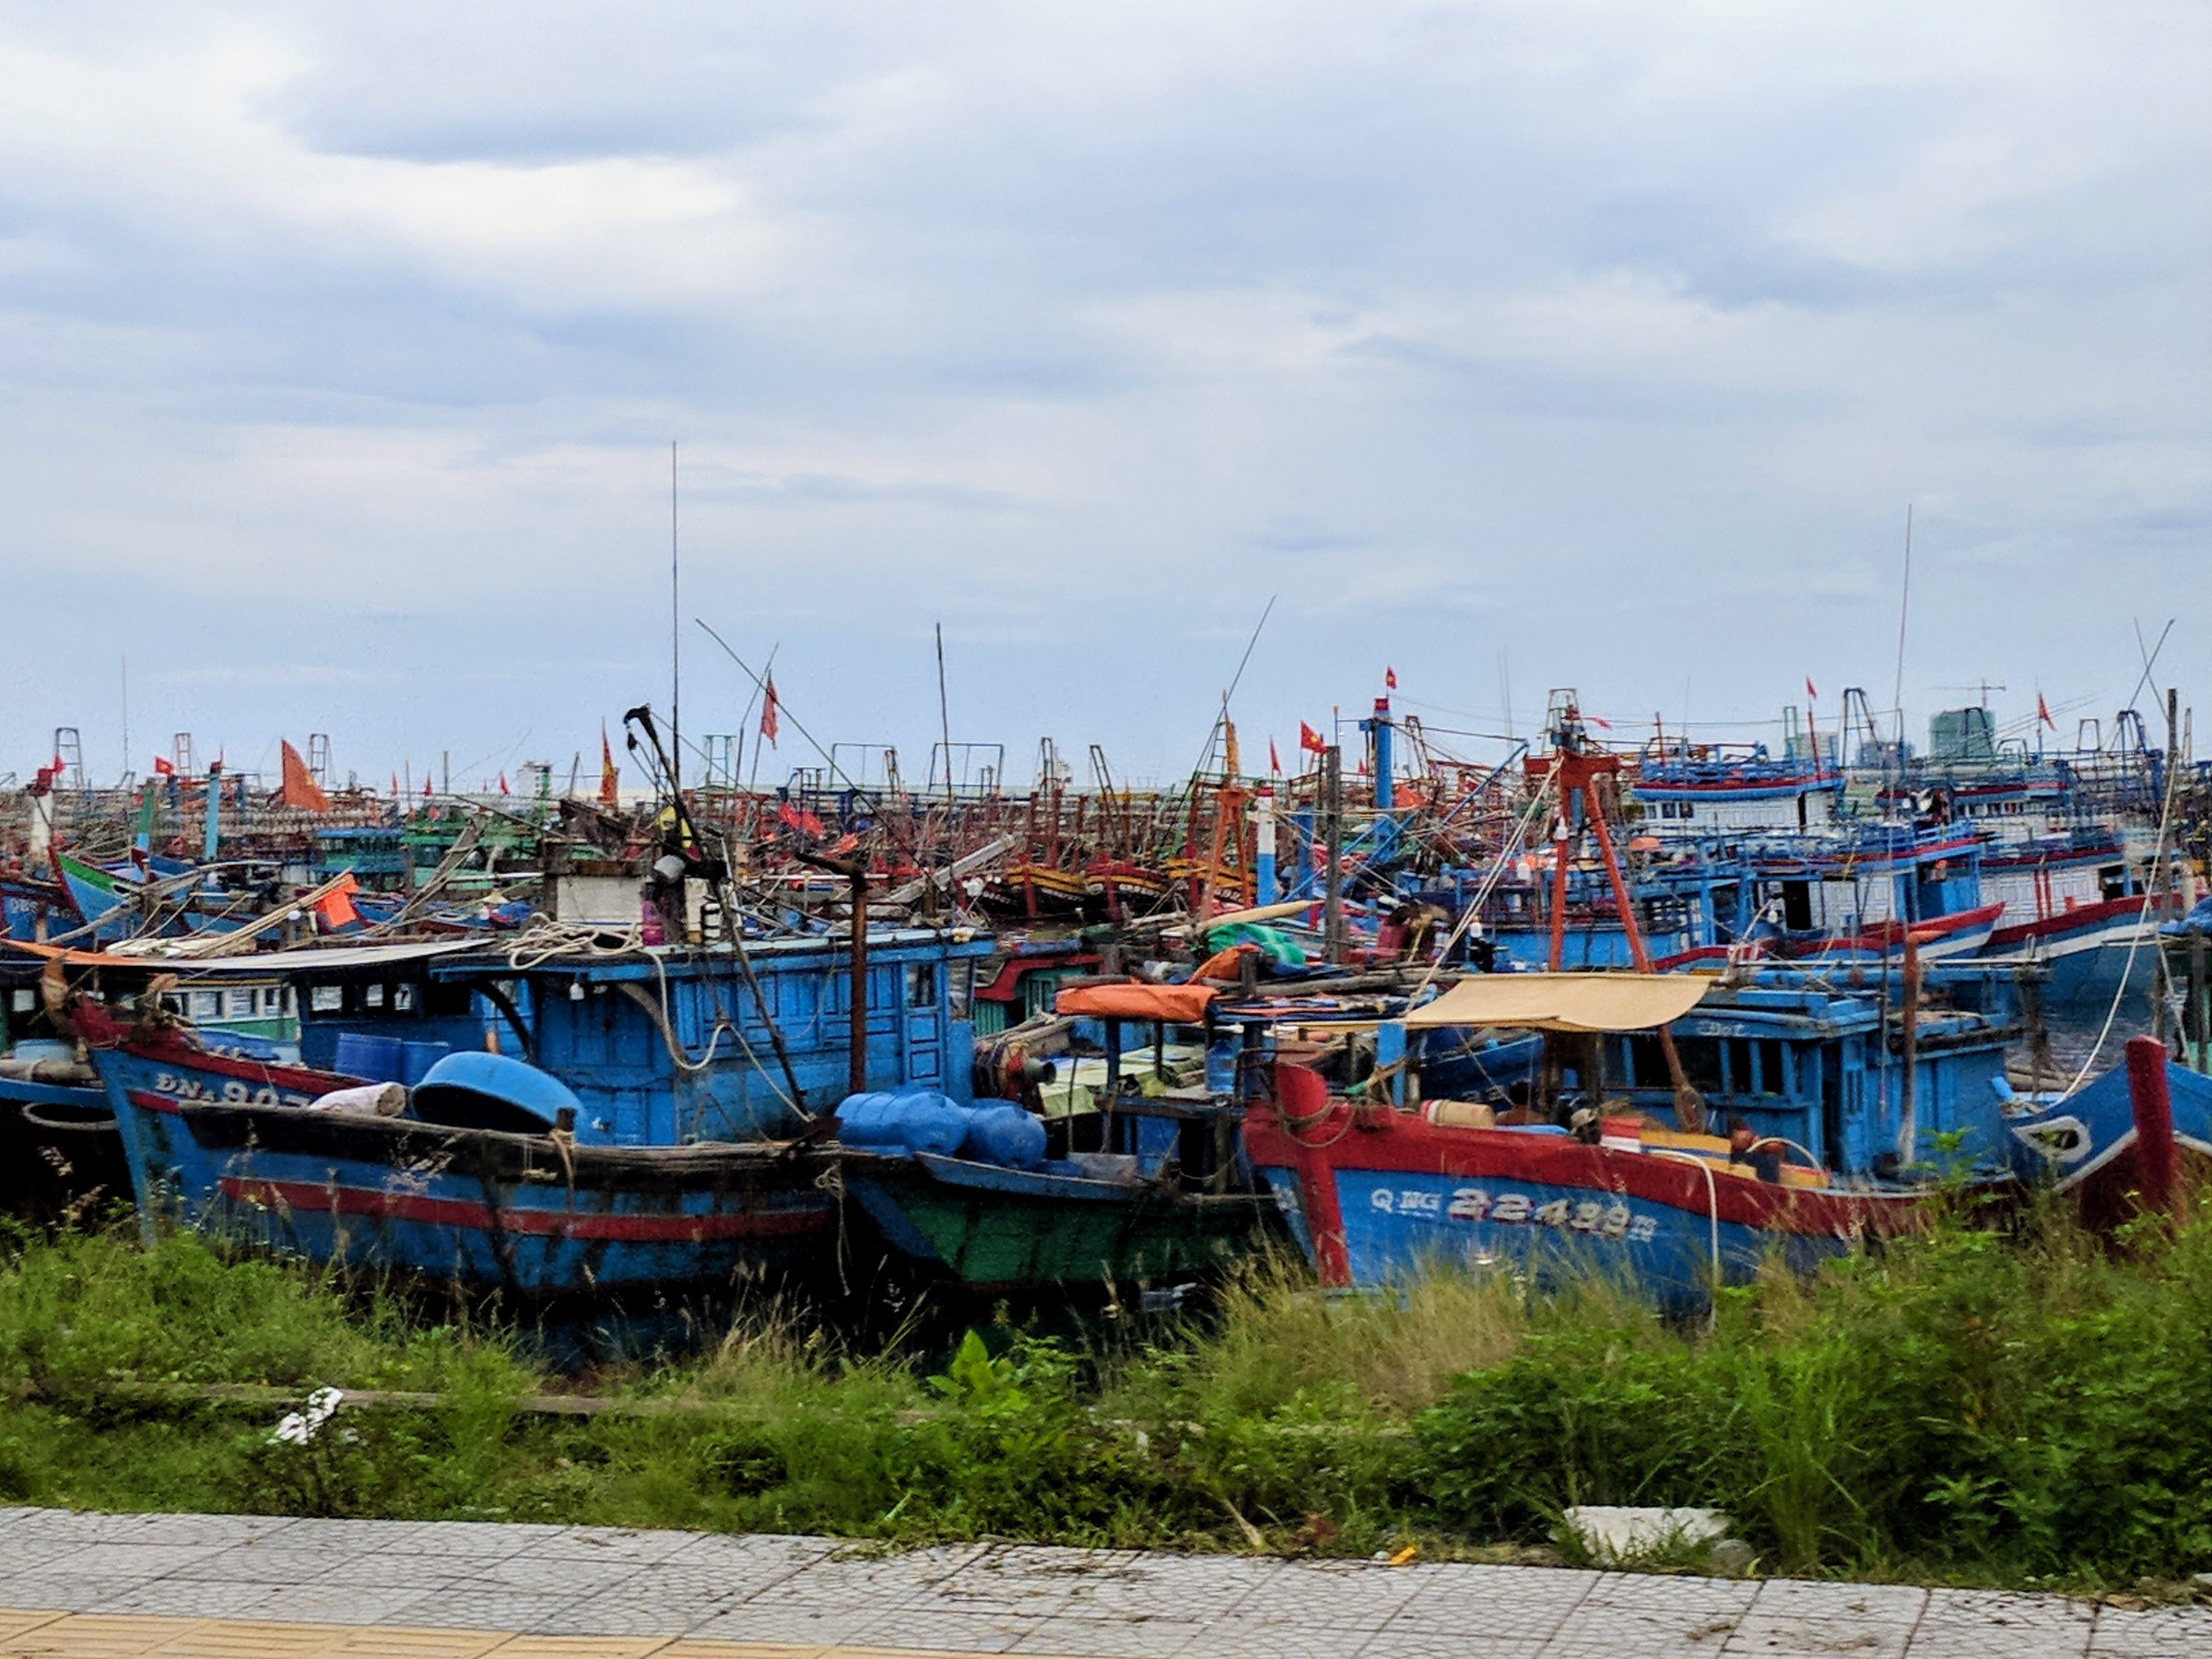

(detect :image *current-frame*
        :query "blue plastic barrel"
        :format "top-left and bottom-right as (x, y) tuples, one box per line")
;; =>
(959, 1103), (1047, 1171)
(834, 1089), (967, 1156)
(333, 1032), (405, 1084)
(397, 1041), (453, 1087)
(1205, 1037), (1240, 1094)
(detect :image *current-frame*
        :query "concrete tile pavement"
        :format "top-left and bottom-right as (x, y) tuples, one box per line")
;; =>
(3, 1508), (2209, 1658)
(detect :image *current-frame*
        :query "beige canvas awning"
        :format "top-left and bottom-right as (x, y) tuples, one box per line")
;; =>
(1404, 972), (1709, 1033)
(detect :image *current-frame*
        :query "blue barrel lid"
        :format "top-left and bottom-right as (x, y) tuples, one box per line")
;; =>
(411, 1051), (586, 1138)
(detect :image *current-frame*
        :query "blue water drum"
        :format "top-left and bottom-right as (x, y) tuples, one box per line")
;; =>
(397, 1041), (453, 1087)
(333, 1032), (406, 1084)
(1205, 1036), (1240, 1094)
(834, 1089), (968, 1156)
(959, 1103), (1048, 1171)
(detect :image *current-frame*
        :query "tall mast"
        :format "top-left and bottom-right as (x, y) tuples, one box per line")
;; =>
(670, 440), (681, 795)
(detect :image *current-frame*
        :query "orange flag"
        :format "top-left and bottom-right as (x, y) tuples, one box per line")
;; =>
(759, 677), (781, 747)
(313, 872), (359, 931)
(600, 721), (620, 807)
(278, 741), (331, 814)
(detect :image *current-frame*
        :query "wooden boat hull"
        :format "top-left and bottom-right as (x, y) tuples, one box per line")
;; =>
(2004, 1057), (2212, 1228)
(1243, 1103), (1930, 1310)
(0, 1072), (131, 1225)
(76, 1012), (834, 1297)
(840, 1149), (1284, 1292)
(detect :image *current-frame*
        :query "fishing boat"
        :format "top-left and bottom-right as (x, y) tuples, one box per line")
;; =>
(1241, 966), (2043, 1307)
(1, 954), (299, 1223)
(1981, 828), (2173, 1013)
(2004, 1047), (2212, 1226)
(67, 992), (835, 1296)
(1241, 699), (2053, 1307)
(836, 981), (1285, 1294)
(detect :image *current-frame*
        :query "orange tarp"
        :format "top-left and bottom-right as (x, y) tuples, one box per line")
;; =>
(1190, 942), (1259, 982)
(1054, 982), (1219, 1024)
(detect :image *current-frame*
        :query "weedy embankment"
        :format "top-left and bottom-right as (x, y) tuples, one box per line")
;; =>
(1, 1192), (2206, 1595)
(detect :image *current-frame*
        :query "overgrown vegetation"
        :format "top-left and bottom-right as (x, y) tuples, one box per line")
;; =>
(1, 1193), (2207, 1594)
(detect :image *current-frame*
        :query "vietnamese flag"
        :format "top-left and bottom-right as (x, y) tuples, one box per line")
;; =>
(1268, 737), (1281, 774)
(1299, 721), (1326, 755)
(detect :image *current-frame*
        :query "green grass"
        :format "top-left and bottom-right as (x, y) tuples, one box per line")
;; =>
(1, 1193), (2208, 1594)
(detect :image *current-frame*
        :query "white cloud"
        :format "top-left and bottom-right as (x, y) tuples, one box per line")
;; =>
(0, 2), (2205, 780)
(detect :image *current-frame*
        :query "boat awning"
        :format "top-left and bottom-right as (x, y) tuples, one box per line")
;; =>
(1404, 972), (1708, 1033)
(1055, 982), (1219, 1023)
(0, 937), (486, 975)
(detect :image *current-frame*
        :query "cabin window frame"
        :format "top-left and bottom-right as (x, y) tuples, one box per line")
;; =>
(907, 962), (938, 1010)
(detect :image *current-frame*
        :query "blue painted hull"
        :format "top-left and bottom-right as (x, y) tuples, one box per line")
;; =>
(2003, 1058), (2212, 1192)
(87, 1028), (835, 1296)
(1252, 1157), (1853, 1311)
(1245, 1100), (1933, 1313)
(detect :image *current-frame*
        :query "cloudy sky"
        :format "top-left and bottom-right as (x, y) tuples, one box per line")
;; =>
(1, 2), (2206, 790)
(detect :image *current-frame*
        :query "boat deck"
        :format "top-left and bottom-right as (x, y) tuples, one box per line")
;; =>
(3, 1509), (2203, 1658)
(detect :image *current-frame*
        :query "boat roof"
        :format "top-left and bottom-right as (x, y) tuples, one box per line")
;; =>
(1406, 972), (1708, 1033)
(0, 937), (485, 976)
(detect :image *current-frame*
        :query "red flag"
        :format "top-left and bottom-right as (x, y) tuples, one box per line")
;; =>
(152, 755), (175, 777)
(599, 721), (620, 807)
(2038, 693), (2055, 731)
(759, 676), (781, 747)
(278, 740), (331, 814)
(422, 775), (433, 798)
(1805, 677), (1818, 701)
(1384, 666), (1397, 690)
(390, 772), (399, 796)
(1299, 721), (1326, 755)
(1268, 737), (1281, 774)
(1587, 714), (1612, 730)
(498, 772), (511, 796)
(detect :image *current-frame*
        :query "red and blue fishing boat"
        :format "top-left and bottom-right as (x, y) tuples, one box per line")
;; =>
(67, 993), (835, 1296)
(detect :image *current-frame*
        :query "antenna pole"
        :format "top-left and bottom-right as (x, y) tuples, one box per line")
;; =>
(935, 622), (955, 808)
(1891, 503), (1913, 747)
(670, 441), (681, 795)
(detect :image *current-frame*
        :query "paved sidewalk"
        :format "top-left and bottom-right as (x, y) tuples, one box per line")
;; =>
(4, 1508), (2208, 1658)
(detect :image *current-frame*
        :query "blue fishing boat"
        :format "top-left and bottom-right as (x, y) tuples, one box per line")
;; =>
(1982, 828), (2173, 1014)
(1243, 959), (2048, 1308)
(57, 923), (995, 1292)
(2004, 1053), (2212, 1223)
(68, 994), (836, 1295)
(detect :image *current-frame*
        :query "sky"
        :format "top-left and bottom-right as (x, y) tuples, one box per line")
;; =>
(1, 2), (2206, 791)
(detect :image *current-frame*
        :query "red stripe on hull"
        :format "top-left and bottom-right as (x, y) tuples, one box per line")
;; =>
(1245, 1098), (1929, 1288)
(1988, 894), (2158, 948)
